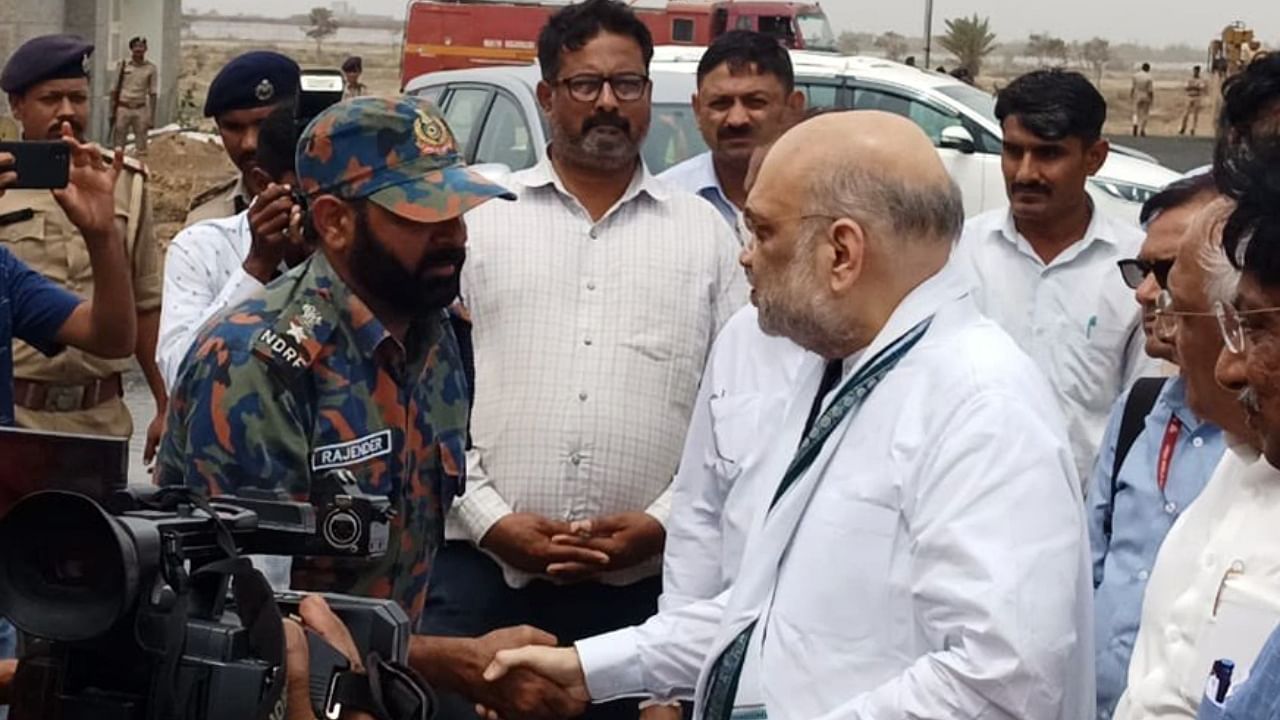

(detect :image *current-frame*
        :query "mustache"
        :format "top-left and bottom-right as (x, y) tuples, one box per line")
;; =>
(1239, 386), (1262, 415)
(717, 125), (753, 141)
(582, 113), (630, 135)
(416, 247), (466, 276)
(1011, 182), (1052, 196)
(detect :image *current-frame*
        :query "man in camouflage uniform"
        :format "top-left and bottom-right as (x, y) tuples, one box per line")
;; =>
(157, 96), (582, 720)
(184, 51), (300, 226)
(0, 34), (166, 453)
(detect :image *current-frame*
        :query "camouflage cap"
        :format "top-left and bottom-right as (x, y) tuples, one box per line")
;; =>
(296, 96), (514, 223)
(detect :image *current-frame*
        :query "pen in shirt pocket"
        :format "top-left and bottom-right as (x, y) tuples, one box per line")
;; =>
(1086, 315), (1098, 339)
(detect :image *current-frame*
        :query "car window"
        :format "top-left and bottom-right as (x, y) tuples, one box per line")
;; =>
(415, 84), (446, 107)
(442, 87), (493, 158)
(474, 92), (536, 170)
(850, 87), (961, 145)
(797, 82), (840, 109)
(643, 102), (708, 173)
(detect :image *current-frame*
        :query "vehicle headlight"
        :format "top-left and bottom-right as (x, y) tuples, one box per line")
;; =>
(1090, 178), (1159, 204)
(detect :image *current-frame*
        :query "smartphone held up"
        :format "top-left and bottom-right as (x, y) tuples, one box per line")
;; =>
(0, 140), (71, 190)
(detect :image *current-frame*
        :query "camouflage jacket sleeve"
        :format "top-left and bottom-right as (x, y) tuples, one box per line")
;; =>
(157, 337), (312, 498)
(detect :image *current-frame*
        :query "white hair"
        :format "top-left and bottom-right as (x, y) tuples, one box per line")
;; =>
(1196, 200), (1242, 305)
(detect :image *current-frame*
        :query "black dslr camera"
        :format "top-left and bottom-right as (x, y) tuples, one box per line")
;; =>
(0, 473), (411, 720)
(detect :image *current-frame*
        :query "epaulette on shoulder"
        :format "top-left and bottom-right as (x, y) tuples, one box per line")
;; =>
(94, 145), (149, 178)
(249, 297), (339, 381)
(188, 176), (238, 211)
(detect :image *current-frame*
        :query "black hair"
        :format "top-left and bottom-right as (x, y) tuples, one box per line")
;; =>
(1214, 53), (1280, 192)
(129, 37), (146, 49)
(1194, 65), (1202, 73)
(1141, 62), (1151, 72)
(256, 103), (302, 182)
(995, 69), (1107, 143)
(1219, 137), (1280, 284)
(342, 56), (362, 73)
(537, 0), (654, 83)
(1139, 172), (1217, 226)
(696, 30), (795, 92)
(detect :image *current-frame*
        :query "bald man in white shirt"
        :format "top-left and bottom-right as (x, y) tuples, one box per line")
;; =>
(483, 111), (1093, 720)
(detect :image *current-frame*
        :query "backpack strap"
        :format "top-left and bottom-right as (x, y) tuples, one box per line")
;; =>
(1105, 376), (1168, 539)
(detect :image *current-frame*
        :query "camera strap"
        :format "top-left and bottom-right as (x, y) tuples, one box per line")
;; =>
(140, 489), (287, 720)
(326, 652), (436, 720)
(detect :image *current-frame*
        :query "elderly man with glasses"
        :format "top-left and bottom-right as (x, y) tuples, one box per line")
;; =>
(1113, 186), (1273, 718)
(1087, 173), (1227, 720)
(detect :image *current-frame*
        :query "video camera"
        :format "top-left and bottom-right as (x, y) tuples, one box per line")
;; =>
(0, 472), (418, 720)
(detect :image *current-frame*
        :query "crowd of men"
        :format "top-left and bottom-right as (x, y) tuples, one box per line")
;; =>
(3, 0), (1280, 718)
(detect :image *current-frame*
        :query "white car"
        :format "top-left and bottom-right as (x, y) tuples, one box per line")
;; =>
(404, 48), (1180, 222)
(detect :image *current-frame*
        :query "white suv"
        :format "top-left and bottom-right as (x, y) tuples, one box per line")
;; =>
(404, 49), (1180, 223)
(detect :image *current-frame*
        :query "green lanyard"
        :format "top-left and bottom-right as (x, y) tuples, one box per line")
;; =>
(702, 316), (934, 720)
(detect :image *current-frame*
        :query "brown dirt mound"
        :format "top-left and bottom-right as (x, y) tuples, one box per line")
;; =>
(143, 132), (236, 248)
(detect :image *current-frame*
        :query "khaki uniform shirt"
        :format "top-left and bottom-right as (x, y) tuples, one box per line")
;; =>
(117, 60), (157, 107)
(183, 176), (248, 226)
(1132, 71), (1155, 102)
(343, 82), (368, 101)
(1186, 77), (1209, 99)
(0, 150), (160, 387)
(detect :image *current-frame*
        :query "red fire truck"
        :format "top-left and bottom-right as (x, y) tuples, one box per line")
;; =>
(400, 0), (835, 87)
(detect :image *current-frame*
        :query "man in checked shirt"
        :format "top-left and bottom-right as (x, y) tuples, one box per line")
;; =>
(420, 2), (746, 719)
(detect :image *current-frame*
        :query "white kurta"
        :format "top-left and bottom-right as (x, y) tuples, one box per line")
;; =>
(577, 266), (1095, 719)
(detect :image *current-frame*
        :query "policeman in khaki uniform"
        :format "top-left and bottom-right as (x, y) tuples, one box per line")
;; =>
(110, 36), (158, 154)
(0, 35), (165, 444)
(184, 51), (301, 226)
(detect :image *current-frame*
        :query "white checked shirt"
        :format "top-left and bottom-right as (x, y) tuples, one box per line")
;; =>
(451, 157), (748, 588)
(157, 210), (265, 391)
(953, 206), (1155, 484)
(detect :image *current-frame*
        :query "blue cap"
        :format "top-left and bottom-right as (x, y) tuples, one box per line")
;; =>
(203, 51), (301, 118)
(0, 34), (94, 96)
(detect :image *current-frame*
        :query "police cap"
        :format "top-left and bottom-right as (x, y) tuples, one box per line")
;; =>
(203, 51), (300, 118)
(0, 34), (94, 96)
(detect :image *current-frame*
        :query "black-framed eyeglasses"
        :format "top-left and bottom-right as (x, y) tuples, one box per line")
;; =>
(1118, 258), (1174, 290)
(557, 73), (651, 103)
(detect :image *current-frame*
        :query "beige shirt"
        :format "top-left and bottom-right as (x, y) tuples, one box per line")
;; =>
(1132, 71), (1155, 102)
(1115, 447), (1280, 719)
(451, 159), (747, 588)
(0, 151), (159, 382)
(183, 176), (248, 227)
(117, 60), (157, 106)
(1186, 77), (1209, 99)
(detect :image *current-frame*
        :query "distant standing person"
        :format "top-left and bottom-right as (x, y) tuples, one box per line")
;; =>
(1179, 65), (1208, 136)
(1131, 62), (1154, 137)
(342, 56), (367, 99)
(111, 36), (157, 154)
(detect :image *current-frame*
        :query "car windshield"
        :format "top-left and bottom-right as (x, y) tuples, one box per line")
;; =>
(937, 84), (998, 125)
(797, 12), (837, 51)
(643, 102), (708, 172)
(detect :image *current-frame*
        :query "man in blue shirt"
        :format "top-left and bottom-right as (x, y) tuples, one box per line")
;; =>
(658, 31), (803, 232)
(1087, 173), (1226, 720)
(0, 108), (139, 698)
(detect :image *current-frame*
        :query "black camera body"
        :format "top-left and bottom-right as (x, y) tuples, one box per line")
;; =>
(0, 474), (404, 720)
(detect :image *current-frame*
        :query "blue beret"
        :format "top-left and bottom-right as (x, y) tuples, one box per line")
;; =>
(0, 34), (94, 95)
(203, 51), (301, 118)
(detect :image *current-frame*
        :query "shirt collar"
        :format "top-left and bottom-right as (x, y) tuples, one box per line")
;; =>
(995, 200), (1120, 261)
(306, 253), (394, 358)
(1161, 375), (1208, 430)
(843, 263), (969, 380)
(520, 149), (670, 204)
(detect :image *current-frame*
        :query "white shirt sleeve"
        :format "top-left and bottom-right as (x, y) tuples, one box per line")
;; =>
(157, 223), (263, 390)
(577, 588), (729, 703)
(810, 389), (1090, 719)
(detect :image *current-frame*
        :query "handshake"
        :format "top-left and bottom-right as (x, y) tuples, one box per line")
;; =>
(445, 629), (590, 720)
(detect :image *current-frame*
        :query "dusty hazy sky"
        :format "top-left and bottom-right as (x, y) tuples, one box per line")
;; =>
(183, 0), (1279, 46)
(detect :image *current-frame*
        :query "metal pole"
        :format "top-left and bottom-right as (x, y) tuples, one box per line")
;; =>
(923, 0), (934, 68)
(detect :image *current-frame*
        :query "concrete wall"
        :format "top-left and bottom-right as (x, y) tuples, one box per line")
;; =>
(1, 0), (178, 144)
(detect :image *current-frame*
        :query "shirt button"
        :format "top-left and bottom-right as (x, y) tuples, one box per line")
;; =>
(586, 281), (597, 291)
(578, 392), (588, 401)
(571, 453), (582, 466)
(1137, 569), (1150, 581)
(589, 228), (599, 239)
(584, 337), (593, 346)
(1164, 501), (1177, 514)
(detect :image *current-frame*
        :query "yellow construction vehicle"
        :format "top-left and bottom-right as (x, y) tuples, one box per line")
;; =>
(1210, 21), (1260, 79)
